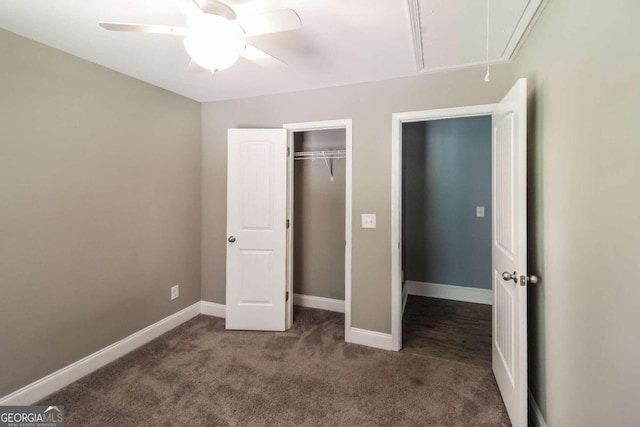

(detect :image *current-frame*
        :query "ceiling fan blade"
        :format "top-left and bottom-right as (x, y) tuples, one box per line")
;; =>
(241, 43), (287, 68)
(191, 0), (237, 20)
(236, 9), (301, 37)
(98, 22), (189, 36)
(187, 59), (208, 72)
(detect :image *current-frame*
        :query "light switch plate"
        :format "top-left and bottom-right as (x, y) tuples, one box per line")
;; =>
(476, 206), (485, 217)
(361, 214), (376, 228)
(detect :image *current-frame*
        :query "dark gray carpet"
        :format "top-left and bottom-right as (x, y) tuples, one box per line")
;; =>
(39, 307), (509, 426)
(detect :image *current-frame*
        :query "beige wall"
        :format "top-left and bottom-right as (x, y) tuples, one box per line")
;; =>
(293, 129), (346, 300)
(513, 0), (640, 425)
(0, 30), (202, 396)
(201, 64), (512, 332)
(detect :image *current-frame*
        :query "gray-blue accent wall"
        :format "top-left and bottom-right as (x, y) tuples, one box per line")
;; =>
(402, 116), (492, 289)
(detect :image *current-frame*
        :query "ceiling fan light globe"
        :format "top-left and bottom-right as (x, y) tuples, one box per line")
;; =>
(184, 35), (245, 72)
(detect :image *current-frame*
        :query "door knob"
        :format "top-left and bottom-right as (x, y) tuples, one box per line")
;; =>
(502, 271), (517, 283)
(228, 236), (236, 243)
(514, 274), (541, 286)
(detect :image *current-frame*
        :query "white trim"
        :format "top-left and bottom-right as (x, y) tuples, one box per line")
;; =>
(503, 0), (549, 60)
(200, 301), (226, 318)
(391, 103), (496, 353)
(391, 115), (403, 352)
(283, 119), (353, 343)
(349, 328), (394, 351)
(393, 104), (497, 124)
(283, 119), (351, 132)
(293, 294), (345, 313)
(402, 283), (409, 315)
(406, 0), (424, 72)
(0, 302), (201, 406)
(285, 126), (295, 330)
(406, 281), (493, 305)
(528, 388), (548, 427)
(419, 59), (511, 75)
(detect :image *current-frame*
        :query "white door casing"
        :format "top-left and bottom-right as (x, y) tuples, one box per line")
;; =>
(492, 78), (528, 426)
(226, 128), (288, 331)
(390, 104), (497, 352)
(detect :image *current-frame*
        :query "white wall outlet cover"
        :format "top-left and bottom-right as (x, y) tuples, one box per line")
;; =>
(476, 206), (485, 217)
(361, 214), (376, 228)
(171, 285), (179, 300)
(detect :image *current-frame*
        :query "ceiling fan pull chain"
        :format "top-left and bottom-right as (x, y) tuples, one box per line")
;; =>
(484, 0), (491, 82)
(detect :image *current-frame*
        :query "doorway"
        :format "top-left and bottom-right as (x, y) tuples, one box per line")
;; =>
(283, 119), (353, 341)
(400, 115), (493, 366)
(391, 104), (497, 351)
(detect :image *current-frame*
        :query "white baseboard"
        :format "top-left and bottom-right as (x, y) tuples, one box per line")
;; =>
(402, 283), (409, 315)
(293, 293), (345, 313)
(0, 302), (201, 406)
(406, 281), (492, 305)
(348, 327), (394, 351)
(528, 388), (548, 427)
(200, 301), (226, 318)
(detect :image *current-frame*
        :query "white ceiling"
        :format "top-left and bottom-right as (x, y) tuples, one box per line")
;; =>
(0, 0), (540, 102)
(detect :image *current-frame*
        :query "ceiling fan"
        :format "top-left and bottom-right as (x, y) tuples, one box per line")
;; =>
(98, 0), (302, 74)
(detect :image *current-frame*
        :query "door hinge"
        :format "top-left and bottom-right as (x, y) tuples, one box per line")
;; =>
(286, 291), (289, 301)
(287, 147), (290, 156)
(286, 219), (290, 229)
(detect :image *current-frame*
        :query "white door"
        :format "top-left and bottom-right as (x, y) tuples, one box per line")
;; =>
(226, 128), (288, 331)
(492, 78), (529, 426)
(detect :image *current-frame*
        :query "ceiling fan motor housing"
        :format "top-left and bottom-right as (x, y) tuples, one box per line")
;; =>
(192, 0), (237, 20)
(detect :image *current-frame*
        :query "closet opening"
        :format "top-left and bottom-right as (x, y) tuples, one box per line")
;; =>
(283, 120), (353, 340)
(399, 114), (493, 366)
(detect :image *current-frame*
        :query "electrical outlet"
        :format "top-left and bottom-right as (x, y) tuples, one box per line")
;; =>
(476, 206), (485, 217)
(171, 285), (179, 300)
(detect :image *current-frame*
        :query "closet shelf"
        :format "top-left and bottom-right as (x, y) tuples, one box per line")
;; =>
(293, 150), (346, 160)
(294, 150), (345, 181)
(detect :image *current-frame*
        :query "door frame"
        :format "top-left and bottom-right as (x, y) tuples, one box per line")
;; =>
(390, 104), (497, 351)
(283, 119), (353, 342)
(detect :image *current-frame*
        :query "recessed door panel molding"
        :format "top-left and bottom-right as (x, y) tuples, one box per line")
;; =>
(226, 128), (287, 331)
(494, 112), (515, 258)
(494, 272), (515, 385)
(240, 250), (272, 304)
(241, 141), (274, 230)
